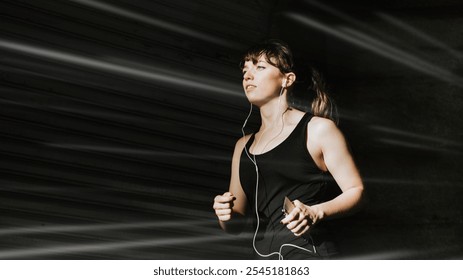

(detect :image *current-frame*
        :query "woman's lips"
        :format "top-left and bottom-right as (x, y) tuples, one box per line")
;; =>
(245, 85), (256, 91)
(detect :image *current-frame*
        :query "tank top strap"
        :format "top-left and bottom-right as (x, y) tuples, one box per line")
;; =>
(301, 112), (314, 126)
(245, 133), (256, 151)
(292, 112), (313, 138)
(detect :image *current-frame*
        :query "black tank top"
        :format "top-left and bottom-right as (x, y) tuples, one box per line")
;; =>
(239, 113), (340, 259)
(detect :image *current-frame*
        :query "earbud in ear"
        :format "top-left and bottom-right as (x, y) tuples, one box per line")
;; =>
(282, 79), (287, 88)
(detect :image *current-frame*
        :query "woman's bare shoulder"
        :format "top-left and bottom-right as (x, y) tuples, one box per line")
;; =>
(234, 134), (253, 152)
(236, 134), (252, 144)
(308, 116), (338, 136)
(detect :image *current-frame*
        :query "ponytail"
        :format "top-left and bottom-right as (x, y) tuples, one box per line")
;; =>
(309, 68), (338, 124)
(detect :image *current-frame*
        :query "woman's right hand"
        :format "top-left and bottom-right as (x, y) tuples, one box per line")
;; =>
(213, 192), (235, 222)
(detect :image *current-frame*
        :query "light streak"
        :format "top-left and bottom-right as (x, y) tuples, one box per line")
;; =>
(378, 138), (462, 154)
(0, 232), (253, 259)
(44, 143), (230, 161)
(377, 13), (463, 60)
(369, 125), (462, 148)
(0, 39), (242, 96)
(69, 0), (243, 49)
(285, 13), (463, 88)
(0, 220), (211, 237)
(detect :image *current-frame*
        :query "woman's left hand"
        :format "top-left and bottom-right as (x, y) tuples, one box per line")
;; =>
(281, 200), (323, 236)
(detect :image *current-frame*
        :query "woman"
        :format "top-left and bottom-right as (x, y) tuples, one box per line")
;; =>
(213, 39), (365, 259)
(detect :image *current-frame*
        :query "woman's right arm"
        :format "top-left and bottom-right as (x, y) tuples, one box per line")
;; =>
(213, 136), (249, 234)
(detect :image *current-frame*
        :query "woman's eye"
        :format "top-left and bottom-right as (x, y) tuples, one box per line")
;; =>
(257, 66), (265, 70)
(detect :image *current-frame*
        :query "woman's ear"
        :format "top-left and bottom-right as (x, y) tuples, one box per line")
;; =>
(283, 72), (296, 88)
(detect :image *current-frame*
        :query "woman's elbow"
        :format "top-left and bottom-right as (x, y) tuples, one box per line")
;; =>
(355, 185), (368, 211)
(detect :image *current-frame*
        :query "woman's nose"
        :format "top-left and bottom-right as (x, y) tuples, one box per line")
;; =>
(243, 70), (253, 80)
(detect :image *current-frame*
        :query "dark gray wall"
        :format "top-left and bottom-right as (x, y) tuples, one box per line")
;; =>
(0, 0), (461, 259)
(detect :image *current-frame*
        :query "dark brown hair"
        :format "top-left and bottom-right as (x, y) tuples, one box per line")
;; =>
(240, 39), (338, 123)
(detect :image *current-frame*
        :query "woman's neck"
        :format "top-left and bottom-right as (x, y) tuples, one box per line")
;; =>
(258, 97), (289, 131)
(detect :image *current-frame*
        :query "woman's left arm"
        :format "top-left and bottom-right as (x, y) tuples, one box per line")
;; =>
(309, 117), (365, 220)
(282, 117), (365, 236)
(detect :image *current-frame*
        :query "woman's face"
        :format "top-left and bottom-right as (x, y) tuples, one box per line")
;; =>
(242, 55), (285, 106)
